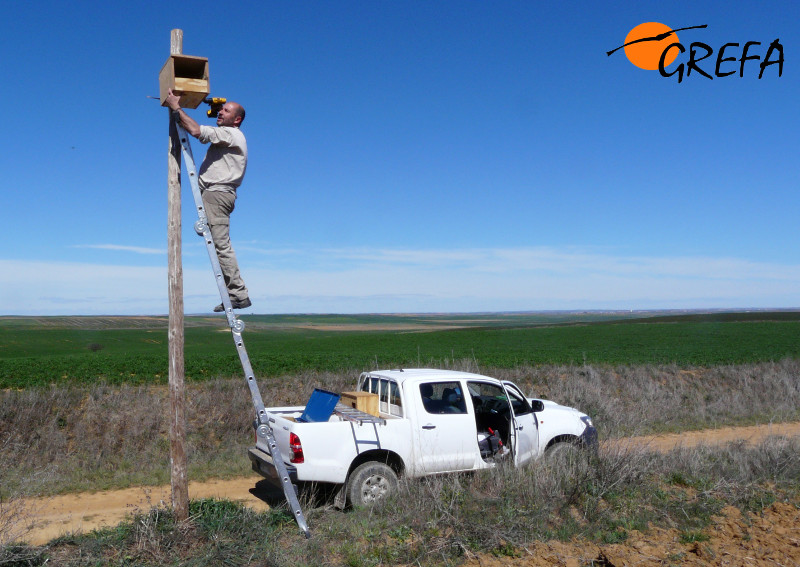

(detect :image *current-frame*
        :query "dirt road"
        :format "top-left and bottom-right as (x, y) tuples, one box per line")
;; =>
(19, 477), (272, 545)
(18, 421), (800, 546)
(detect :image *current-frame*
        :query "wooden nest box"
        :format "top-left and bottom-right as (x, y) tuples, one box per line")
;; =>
(340, 391), (380, 417)
(159, 54), (209, 109)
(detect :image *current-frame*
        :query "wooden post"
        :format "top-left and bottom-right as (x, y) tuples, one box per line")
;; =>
(167, 28), (189, 522)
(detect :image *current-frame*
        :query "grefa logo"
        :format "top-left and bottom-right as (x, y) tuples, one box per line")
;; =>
(607, 22), (784, 83)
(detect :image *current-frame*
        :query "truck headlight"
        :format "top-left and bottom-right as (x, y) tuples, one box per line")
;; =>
(580, 416), (594, 428)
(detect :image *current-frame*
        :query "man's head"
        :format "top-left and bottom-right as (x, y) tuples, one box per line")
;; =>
(217, 102), (246, 128)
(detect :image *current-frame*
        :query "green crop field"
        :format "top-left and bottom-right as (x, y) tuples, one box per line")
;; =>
(1, 311), (798, 388)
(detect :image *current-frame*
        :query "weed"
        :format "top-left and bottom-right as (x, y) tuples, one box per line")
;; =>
(679, 529), (710, 544)
(600, 527), (628, 544)
(0, 498), (34, 548)
(0, 544), (47, 566)
(388, 524), (412, 542)
(491, 541), (522, 557)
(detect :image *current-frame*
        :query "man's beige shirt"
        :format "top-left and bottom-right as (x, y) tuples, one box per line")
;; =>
(197, 125), (248, 193)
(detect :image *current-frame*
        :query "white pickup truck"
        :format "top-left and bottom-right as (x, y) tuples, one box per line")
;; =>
(249, 369), (596, 506)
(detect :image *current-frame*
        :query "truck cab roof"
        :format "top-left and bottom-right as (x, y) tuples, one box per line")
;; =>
(360, 368), (498, 386)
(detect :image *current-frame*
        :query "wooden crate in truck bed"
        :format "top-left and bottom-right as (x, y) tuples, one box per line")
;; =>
(340, 391), (379, 417)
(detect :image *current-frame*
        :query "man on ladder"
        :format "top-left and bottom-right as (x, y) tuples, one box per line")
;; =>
(165, 88), (252, 312)
(165, 85), (311, 537)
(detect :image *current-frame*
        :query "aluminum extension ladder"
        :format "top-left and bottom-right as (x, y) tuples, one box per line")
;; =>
(173, 118), (311, 538)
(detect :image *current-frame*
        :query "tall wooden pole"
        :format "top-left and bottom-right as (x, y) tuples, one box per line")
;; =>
(167, 28), (189, 522)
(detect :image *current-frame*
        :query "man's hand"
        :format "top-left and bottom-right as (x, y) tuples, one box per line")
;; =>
(166, 89), (201, 138)
(165, 88), (183, 112)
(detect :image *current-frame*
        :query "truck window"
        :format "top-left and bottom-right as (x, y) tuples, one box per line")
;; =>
(420, 381), (467, 414)
(505, 387), (533, 415)
(360, 376), (378, 394)
(360, 376), (403, 417)
(467, 382), (511, 415)
(388, 381), (403, 416)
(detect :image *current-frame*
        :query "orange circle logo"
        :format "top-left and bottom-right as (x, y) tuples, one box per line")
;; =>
(624, 22), (679, 70)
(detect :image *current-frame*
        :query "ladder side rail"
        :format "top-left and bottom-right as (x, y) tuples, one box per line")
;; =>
(258, 425), (310, 537)
(231, 328), (268, 419)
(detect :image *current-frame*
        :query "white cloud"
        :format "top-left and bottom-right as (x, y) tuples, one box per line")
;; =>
(72, 244), (166, 255)
(1, 247), (798, 315)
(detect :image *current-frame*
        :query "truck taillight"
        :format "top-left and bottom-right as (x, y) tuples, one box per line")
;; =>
(289, 432), (304, 463)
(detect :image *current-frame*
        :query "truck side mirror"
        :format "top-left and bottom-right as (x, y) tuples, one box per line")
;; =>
(530, 400), (544, 412)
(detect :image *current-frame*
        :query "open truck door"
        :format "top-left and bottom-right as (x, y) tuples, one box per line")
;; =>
(466, 380), (522, 462)
(502, 381), (539, 465)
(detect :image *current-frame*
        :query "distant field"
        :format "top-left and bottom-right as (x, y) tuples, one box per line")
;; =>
(1, 311), (798, 388)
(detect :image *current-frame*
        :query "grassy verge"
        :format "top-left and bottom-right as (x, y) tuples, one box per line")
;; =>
(1, 360), (799, 499)
(3, 437), (799, 566)
(1, 360), (799, 564)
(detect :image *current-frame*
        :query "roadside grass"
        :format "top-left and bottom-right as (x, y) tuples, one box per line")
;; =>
(2, 358), (799, 564)
(2, 360), (799, 499)
(4, 436), (800, 566)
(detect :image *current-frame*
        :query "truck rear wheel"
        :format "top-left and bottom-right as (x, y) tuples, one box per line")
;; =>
(347, 461), (398, 507)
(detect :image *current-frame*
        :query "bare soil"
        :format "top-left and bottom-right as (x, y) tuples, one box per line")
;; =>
(18, 421), (800, 560)
(462, 502), (800, 566)
(617, 421), (800, 452)
(21, 477), (271, 545)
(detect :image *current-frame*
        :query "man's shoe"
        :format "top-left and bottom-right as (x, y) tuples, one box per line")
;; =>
(213, 298), (252, 312)
(232, 298), (252, 309)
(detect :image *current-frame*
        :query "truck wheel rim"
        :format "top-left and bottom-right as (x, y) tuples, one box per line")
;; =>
(361, 475), (390, 502)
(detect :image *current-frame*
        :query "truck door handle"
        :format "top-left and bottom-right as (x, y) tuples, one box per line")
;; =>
(422, 424), (436, 430)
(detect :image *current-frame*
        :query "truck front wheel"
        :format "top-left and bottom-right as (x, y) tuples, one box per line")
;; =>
(545, 440), (588, 470)
(347, 461), (398, 507)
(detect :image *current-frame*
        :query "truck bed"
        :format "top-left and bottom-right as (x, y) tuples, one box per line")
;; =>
(253, 404), (408, 485)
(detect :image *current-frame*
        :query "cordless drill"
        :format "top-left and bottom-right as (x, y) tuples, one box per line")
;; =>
(203, 97), (227, 118)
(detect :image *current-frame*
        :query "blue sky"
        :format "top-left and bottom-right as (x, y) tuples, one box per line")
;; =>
(1, 1), (797, 315)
